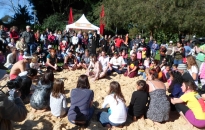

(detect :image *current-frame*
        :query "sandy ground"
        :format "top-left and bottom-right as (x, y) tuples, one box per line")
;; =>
(0, 70), (202, 130)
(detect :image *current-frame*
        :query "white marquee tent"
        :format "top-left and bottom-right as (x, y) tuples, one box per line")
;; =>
(66, 14), (100, 33)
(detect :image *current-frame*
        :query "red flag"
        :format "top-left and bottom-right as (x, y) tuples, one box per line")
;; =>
(100, 5), (105, 18)
(100, 24), (104, 35)
(69, 8), (73, 24)
(100, 5), (105, 35)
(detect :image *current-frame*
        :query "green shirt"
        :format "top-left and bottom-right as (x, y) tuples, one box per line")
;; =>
(196, 45), (205, 62)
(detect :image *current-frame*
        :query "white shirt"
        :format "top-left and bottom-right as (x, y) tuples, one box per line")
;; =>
(109, 56), (126, 69)
(72, 36), (79, 45)
(30, 62), (40, 70)
(102, 94), (127, 123)
(188, 65), (198, 84)
(99, 56), (109, 71)
(50, 93), (67, 117)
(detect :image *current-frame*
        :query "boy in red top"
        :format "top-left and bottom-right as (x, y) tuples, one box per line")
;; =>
(114, 35), (124, 52)
(59, 40), (68, 52)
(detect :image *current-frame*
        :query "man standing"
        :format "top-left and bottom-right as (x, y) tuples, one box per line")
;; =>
(22, 26), (36, 55)
(10, 54), (33, 80)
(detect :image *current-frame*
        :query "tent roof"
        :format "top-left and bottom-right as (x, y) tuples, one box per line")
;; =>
(66, 14), (99, 32)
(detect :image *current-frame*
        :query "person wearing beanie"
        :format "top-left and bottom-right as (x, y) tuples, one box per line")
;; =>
(177, 64), (194, 82)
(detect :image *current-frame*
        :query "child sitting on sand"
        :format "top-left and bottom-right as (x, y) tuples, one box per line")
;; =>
(30, 55), (42, 74)
(128, 80), (149, 121)
(50, 79), (68, 117)
(98, 81), (127, 128)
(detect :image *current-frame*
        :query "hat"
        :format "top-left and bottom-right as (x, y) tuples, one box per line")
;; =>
(177, 64), (187, 70)
(169, 41), (173, 43)
(23, 54), (33, 59)
(48, 45), (53, 49)
(198, 84), (205, 95)
(114, 51), (119, 55)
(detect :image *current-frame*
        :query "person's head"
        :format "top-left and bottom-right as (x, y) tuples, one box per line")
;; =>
(50, 49), (56, 56)
(0, 25), (4, 30)
(108, 81), (126, 104)
(31, 55), (38, 63)
(26, 26), (31, 32)
(27, 68), (38, 78)
(76, 75), (90, 89)
(186, 55), (198, 70)
(169, 71), (183, 83)
(20, 37), (24, 42)
(49, 31), (53, 35)
(136, 80), (148, 91)
(155, 66), (161, 73)
(165, 65), (170, 71)
(41, 70), (54, 85)
(113, 51), (119, 58)
(10, 38), (14, 43)
(181, 80), (197, 93)
(151, 60), (157, 67)
(101, 50), (106, 57)
(78, 44), (81, 48)
(172, 64), (178, 71)
(169, 41), (173, 45)
(177, 64), (187, 74)
(52, 79), (65, 98)
(11, 47), (17, 55)
(23, 54), (33, 63)
(111, 45), (115, 50)
(146, 68), (158, 80)
(19, 50), (24, 56)
(85, 49), (89, 56)
(67, 51), (73, 57)
(130, 53), (136, 61)
(37, 46), (41, 52)
(177, 42), (183, 48)
(90, 54), (97, 63)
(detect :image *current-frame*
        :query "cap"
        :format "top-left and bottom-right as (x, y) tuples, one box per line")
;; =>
(48, 45), (53, 49)
(177, 64), (187, 70)
(23, 54), (33, 59)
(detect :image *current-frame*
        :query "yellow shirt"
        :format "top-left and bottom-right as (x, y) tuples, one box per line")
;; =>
(180, 92), (205, 120)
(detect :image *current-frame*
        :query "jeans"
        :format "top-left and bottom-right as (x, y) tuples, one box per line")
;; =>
(98, 112), (123, 127)
(107, 67), (125, 75)
(174, 59), (183, 65)
(27, 42), (37, 55)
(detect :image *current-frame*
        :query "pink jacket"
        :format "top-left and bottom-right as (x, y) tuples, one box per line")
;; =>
(200, 62), (205, 79)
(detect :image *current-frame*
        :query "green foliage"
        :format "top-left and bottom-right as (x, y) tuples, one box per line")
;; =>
(42, 13), (67, 31)
(11, 5), (33, 29)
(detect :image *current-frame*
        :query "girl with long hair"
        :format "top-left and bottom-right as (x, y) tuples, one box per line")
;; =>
(50, 79), (68, 117)
(186, 55), (199, 85)
(68, 75), (94, 125)
(98, 81), (127, 128)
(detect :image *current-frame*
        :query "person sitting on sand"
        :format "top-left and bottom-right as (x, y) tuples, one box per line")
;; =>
(78, 49), (90, 69)
(63, 51), (78, 71)
(4, 47), (18, 69)
(30, 70), (54, 112)
(19, 68), (38, 102)
(128, 80), (149, 121)
(68, 75), (94, 125)
(98, 81), (127, 128)
(107, 51), (126, 75)
(46, 48), (58, 71)
(50, 79), (68, 118)
(146, 68), (170, 125)
(9, 54), (33, 80)
(171, 80), (205, 128)
(168, 71), (184, 98)
(87, 54), (103, 81)
(124, 53), (138, 78)
(98, 50), (109, 78)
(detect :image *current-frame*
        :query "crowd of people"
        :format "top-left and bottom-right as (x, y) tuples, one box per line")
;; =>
(0, 24), (205, 129)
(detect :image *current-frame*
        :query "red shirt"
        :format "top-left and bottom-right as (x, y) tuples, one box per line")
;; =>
(59, 42), (68, 51)
(115, 38), (124, 48)
(9, 31), (19, 42)
(48, 35), (56, 43)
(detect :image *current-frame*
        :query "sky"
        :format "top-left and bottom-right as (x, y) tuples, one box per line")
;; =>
(0, 0), (31, 19)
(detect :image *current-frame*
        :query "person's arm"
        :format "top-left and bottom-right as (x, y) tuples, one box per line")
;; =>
(102, 96), (109, 108)
(129, 92), (136, 107)
(46, 58), (55, 69)
(170, 98), (184, 104)
(62, 95), (68, 109)
(191, 66), (198, 80)
(1, 92), (27, 122)
(19, 64), (25, 72)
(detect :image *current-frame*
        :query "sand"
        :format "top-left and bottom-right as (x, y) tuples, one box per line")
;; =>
(0, 70), (202, 130)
